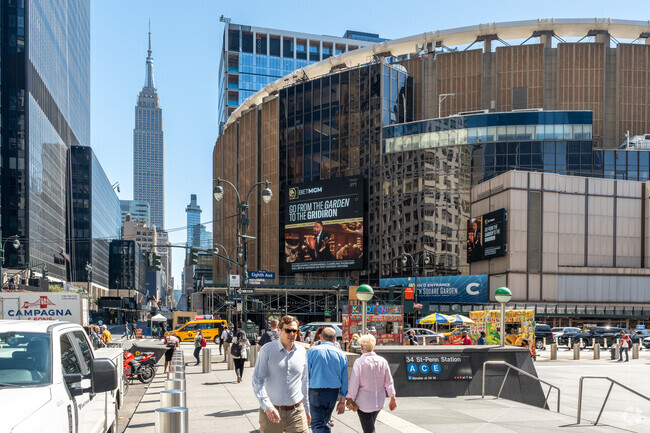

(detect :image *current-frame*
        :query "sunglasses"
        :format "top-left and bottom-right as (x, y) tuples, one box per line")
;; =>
(283, 328), (299, 334)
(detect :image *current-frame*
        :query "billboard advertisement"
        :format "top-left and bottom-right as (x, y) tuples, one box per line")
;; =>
(284, 176), (364, 272)
(380, 274), (489, 304)
(467, 208), (507, 263)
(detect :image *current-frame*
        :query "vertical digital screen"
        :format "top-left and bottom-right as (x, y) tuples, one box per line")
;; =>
(467, 208), (506, 263)
(284, 176), (364, 272)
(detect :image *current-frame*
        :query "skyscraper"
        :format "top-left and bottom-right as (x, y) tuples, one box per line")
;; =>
(134, 27), (164, 229)
(1, 0), (90, 279)
(185, 194), (201, 246)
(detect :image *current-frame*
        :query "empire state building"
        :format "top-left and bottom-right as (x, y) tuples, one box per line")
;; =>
(133, 28), (164, 229)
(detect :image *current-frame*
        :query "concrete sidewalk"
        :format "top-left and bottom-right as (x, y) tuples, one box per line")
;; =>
(124, 344), (628, 432)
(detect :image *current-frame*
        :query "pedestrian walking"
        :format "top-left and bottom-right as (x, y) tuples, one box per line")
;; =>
(221, 326), (233, 361)
(100, 325), (112, 345)
(164, 333), (180, 373)
(346, 334), (397, 433)
(350, 333), (361, 352)
(310, 326), (325, 348)
(258, 319), (280, 352)
(477, 331), (486, 345)
(90, 324), (102, 349)
(618, 330), (630, 362)
(252, 315), (310, 432)
(461, 331), (472, 345)
(307, 327), (347, 433)
(193, 330), (204, 365)
(304, 330), (313, 345)
(131, 323), (138, 339)
(216, 321), (225, 354)
(161, 322), (167, 340)
(232, 330), (251, 383)
(123, 321), (131, 339)
(407, 329), (418, 345)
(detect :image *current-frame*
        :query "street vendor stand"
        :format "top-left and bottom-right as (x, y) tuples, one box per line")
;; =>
(342, 304), (404, 345)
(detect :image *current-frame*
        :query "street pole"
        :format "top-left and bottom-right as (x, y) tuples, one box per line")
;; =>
(499, 301), (505, 347)
(362, 299), (367, 335)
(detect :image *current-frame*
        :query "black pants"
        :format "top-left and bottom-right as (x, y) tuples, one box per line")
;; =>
(193, 347), (201, 364)
(234, 358), (246, 378)
(357, 409), (379, 433)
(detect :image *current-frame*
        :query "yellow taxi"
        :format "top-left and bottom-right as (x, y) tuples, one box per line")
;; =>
(165, 319), (228, 342)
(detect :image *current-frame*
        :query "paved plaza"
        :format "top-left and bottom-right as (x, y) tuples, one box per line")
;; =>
(120, 343), (650, 432)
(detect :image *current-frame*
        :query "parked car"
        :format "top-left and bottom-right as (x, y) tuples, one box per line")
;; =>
(633, 330), (650, 349)
(534, 324), (554, 349)
(569, 327), (642, 349)
(552, 327), (581, 346)
(0, 320), (120, 433)
(404, 328), (443, 345)
(300, 322), (343, 340)
(643, 336), (650, 350)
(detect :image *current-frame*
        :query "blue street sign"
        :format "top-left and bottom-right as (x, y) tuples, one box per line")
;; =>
(249, 270), (275, 279)
(232, 296), (243, 301)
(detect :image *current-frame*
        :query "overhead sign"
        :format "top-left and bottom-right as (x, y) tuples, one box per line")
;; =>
(232, 296), (243, 301)
(380, 275), (488, 304)
(249, 271), (275, 279)
(224, 300), (235, 306)
(467, 208), (507, 263)
(284, 176), (364, 273)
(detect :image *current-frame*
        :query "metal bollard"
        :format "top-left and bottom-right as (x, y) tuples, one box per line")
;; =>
(593, 343), (600, 359)
(550, 344), (557, 360)
(167, 371), (185, 380)
(165, 379), (186, 391)
(161, 390), (186, 407)
(573, 342), (580, 360)
(633, 343), (640, 359)
(155, 406), (188, 433)
(249, 345), (258, 368)
(202, 348), (211, 373)
(169, 365), (184, 373)
(614, 344), (620, 360)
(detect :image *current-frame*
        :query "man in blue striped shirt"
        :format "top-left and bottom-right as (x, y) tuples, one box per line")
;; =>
(306, 327), (348, 433)
(252, 315), (310, 432)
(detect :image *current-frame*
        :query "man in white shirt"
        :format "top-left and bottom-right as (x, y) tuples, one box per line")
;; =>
(252, 315), (310, 432)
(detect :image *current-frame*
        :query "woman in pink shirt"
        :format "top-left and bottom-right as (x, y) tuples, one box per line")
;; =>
(345, 334), (397, 433)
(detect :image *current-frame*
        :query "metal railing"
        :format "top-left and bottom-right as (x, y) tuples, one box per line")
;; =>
(577, 376), (650, 425)
(482, 361), (561, 412)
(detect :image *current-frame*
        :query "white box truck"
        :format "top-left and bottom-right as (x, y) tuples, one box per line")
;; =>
(0, 292), (89, 326)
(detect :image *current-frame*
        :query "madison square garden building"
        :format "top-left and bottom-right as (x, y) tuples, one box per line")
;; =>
(213, 19), (650, 325)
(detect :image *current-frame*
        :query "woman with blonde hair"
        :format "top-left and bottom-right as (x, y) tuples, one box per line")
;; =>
(346, 334), (397, 433)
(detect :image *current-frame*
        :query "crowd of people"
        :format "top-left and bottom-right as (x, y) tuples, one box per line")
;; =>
(252, 315), (396, 433)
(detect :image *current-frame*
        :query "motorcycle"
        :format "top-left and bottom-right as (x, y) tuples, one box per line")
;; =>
(123, 351), (157, 383)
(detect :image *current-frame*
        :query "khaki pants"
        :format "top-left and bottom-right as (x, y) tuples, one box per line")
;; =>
(223, 342), (230, 361)
(258, 405), (308, 433)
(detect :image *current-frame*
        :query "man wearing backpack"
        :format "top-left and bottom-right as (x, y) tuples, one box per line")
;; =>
(163, 334), (180, 373)
(257, 319), (280, 352)
(221, 326), (233, 362)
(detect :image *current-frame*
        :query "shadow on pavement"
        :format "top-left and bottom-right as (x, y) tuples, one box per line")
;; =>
(206, 408), (259, 418)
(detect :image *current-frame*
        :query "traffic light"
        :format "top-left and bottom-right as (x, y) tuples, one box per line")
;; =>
(190, 248), (198, 265)
(152, 253), (162, 271)
(144, 252), (151, 267)
(42, 266), (48, 280)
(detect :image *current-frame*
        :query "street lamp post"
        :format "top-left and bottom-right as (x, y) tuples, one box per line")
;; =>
(401, 252), (431, 325)
(495, 287), (512, 347)
(85, 262), (93, 295)
(356, 284), (374, 335)
(213, 178), (272, 323)
(213, 243), (241, 326)
(0, 234), (20, 290)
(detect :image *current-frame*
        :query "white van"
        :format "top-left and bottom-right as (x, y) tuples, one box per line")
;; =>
(0, 320), (119, 433)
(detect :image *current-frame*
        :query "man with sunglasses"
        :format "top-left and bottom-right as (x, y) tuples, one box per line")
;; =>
(252, 315), (311, 432)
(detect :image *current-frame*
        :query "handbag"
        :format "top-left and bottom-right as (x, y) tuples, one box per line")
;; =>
(201, 337), (207, 348)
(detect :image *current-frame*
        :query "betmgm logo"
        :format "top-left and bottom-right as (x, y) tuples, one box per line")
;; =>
(289, 186), (323, 200)
(289, 187), (299, 200)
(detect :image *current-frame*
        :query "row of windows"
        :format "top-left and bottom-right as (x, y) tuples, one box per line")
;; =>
(384, 124), (593, 153)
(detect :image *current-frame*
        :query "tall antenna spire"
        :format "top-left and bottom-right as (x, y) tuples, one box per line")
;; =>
(144, 19), (155, 89)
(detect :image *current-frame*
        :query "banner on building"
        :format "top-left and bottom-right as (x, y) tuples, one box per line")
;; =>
(284, 176), (364, 272)
(467, 208), (507, 263)
(380, 274), (489, 304)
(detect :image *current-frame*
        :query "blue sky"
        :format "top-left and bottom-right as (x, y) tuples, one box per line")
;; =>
(90, 1), (648, 289)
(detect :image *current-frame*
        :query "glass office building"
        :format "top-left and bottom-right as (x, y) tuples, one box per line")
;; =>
(1, 0), (90, 279)
(69, 146), (121, 289)
(218, 21), (383, 128)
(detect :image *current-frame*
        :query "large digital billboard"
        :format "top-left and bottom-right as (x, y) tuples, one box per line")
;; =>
(380, 274), (489, 304)
(284, 176), (364, 272)
(467, 208), (507, 263)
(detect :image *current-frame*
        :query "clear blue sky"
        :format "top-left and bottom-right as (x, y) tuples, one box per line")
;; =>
(90, 0), (647, 290)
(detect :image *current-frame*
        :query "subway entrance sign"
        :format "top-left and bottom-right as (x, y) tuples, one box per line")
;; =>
(405, 354), (472, 381)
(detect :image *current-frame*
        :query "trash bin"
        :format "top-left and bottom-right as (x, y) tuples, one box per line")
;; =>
(610, 347), (617, 360)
